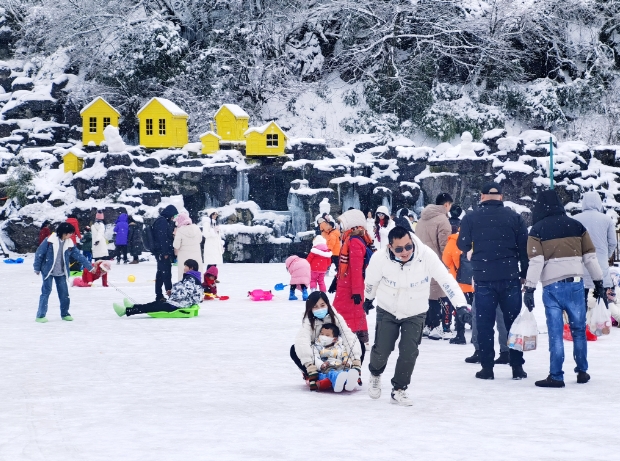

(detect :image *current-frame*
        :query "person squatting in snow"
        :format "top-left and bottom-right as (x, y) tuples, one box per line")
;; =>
(291, 291), (363, 391)
(203, 265), (219, 299)
(363, 226), (468, 406)
(306, 235), (332, 292)
(33, 222), (95, 323)
(113, 259), (204, 317)
(285, 254), (311, 301)
(72, 260), (111, 287)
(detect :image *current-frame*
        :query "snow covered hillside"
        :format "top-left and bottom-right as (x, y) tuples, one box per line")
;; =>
(1, 259), (618, 460)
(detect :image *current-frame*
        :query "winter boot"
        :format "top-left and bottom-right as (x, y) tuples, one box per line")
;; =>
(333, 371), (348, 393)
(316, 378), (332, 391)
(345, 369), (360, 391)
(512, 365), (527, 380)
(475, 367), (494, 380)
(391, 388), (413, 406)
(35, 317), (48, 323)
(494, 351), (510, 365)
(302, 287), (309, 301)
(535, 375), (565, 388)
(113, 303), (127, 317)
(449, 331), (466, 345)
(577, 371), (590, 384)
(465, 350), (480, 363)
(123, 298), (134, 308)
(289, 292), (298, 301)
(62, 316), (73, 321)
(368, 374), (382, 399)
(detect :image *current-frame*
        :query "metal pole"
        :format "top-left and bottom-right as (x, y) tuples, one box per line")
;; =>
(549, 136), (554, 190)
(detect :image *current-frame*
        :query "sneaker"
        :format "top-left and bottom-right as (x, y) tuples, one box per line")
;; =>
(62, 315), (73, 321)
(465, 350), (480, 363)
(428, 326), (448, 340)
(577, 371), (590, 384)
(512, 365), (527, 380)
(475, 367), (495, 380)
(345, 369), (360, 391)
(113, 303), (126, 317)
(333, 372), (348, 393)
(289, 293), (298, 301)
(494, 351), (510, 365)
(368, 374), (382, 399)
(391, 388), (414, 406)
(422, 326), (430, 337)
(449, 333), (466, 345)
(535, 375), (565, 388)
(35, 317), (48, 323)
(123, 298), (134, 308)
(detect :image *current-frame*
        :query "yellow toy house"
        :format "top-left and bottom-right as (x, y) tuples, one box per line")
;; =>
(214, 104), (249, 141)
(199, 131), (221, 154)
(137, 97), (188, 149)
(62, 147), (86, 173)
(244, 121), (287, 156)
(80, 97), (120, 146)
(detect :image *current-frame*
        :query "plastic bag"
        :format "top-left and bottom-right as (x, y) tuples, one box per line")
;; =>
(588, 299), (611, 336)
(508, 306), (538, 352)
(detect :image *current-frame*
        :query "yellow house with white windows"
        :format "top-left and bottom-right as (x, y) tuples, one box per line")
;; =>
(137, 98), (188, 149)
(244, 121), (287, 156)
(214, 104), (249, 142)
(199, 131), (221, 154)
(80, 97), (120, 146)
(62, 147), (86, 173)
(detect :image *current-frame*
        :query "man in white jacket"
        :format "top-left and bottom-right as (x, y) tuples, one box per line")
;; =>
(364, 226), (468, 406)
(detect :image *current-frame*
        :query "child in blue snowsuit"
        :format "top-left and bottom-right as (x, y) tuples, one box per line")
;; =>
(312, 323), (360, 392)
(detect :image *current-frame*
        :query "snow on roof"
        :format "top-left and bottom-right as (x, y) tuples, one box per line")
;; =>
(215, 104), (249, 119)
(244, 121), (286, 137)
(199, 130), (222, 139)
(137, 97), (188, 117)
(79, 97), (120, 116)
(63, 146), (86, 158)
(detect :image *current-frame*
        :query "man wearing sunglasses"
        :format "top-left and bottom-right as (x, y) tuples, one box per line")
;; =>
(364, 226), (468, 406)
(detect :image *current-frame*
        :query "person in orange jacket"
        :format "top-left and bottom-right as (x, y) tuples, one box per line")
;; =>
(320, 217), (341, 271)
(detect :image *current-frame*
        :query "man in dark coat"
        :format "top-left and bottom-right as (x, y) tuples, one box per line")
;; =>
(152, 205), (178, 301)
(127, 217), (144, 264)
(458, 183), (529, 381)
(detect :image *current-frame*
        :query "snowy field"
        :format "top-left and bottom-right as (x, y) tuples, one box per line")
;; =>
(1, 258), (619, 461)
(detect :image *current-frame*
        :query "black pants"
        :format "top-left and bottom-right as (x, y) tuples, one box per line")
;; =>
(155, 255), (172, 299)
(425, 299), (444, 329)
(331, 255), (339, 269)
(126, 300), (177, 316)
(290, 284), (307, 293)
(289, 342), (366, 374)
(116, 245), (128, 262)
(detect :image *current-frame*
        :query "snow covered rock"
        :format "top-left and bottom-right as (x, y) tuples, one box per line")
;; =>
(11, 77), (34, 91)
(288, 138), (333, 161)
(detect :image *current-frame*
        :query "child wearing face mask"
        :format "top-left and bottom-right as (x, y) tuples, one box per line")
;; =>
(312, 323), (359, 392)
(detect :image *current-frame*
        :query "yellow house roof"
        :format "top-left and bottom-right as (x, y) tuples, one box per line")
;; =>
(215, 104), (249, 119)
(244, 121), (287, 137)
(62, 147), (87, 158)
(199, 130), (222, 140)
(137, 97), (189, 118)
(79, 97), (120, 116)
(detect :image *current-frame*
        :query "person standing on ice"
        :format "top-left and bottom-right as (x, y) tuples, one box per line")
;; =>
(523, 190), (605, 388)
(38, 220), (51, 245)
(127, 216), (144, 264)
(416, 192), (453, 339)
(320, 216), (341, 272)
(367, 205), (395, 251)
(306, 235), (332, 292)
(285, 254), (311, 301)
(91, 210), (108, 261)
(458, 183), (529, 381)
(113, 213), (129, 264)
(152, 205), (178, 301)
(202, 210), (223, 269)
(33, 222), (94, 323)
(332, 209), (374, 345)
(173, 213), (203, 280)
(573, 191), (617, 304)
(364, 226), (468, 406)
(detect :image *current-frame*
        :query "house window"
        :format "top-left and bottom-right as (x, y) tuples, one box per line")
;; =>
(267, 134), (279, 147)
(103, 117), (111, 129)
(159, 119), (166, 135)
(146, 119), (153, 135)
(89, 117), (97, 133)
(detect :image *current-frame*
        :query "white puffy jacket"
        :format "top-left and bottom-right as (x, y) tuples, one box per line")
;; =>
(294, 310), (362, 367)
(364, 233), (467, 319)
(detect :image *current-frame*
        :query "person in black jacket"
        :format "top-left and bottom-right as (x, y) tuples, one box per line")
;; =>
(448, 205), (462, 234)
(152, 205), (178, 301)
(127, 216), (144, 264)
(393, 208), (413, 232)
(458, 183), (529, 381)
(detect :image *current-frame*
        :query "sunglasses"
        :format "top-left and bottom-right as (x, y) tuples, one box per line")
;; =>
(392, 244), (413, 253)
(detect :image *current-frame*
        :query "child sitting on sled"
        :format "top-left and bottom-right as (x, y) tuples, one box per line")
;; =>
(113, 259), (203, 317)
(203, 265), (219, 300)
(72, 260), (111, 287)
(311, 323), (360, 392)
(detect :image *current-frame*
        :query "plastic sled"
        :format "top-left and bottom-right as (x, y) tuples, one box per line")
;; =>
(274, 283), (288, 291)
(147, 304), (200, 318)
(563, 324), (597, 342)
(249, 289), (273, 301)
(70, 270), (83, 277)
(3, 257), (24, 264)
(204, 294), (229, 301)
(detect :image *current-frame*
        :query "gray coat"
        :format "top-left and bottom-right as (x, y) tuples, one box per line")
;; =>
(574, 192), (617, 288)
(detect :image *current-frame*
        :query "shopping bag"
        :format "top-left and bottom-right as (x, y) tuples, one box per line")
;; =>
(508, 306), (538, 352)
(588, 298), (611, 336)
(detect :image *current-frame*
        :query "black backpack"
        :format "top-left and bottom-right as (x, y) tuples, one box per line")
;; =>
(456, 252), (474, 286)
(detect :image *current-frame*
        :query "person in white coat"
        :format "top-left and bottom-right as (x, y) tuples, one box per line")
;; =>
(173, 213), (203, 280)
(202, 210), (224, 268)
(363, 226), (467, 406)
(91, 211), (108, 261)
(367, 205), (395, 251)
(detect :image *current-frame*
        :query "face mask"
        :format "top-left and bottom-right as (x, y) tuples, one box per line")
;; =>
(313, 307), (328, 319)
(317, 335), (334, 346)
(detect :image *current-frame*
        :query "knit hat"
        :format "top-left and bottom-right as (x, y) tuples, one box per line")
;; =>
(174, 213), (192, 227)
(99, 261), (112, 272)
(95, 211), (104, 220)
(376, 205), (390, 216)
(313, 235), (327, 246)
(338, 209), (367, 231)
(206, 266), (219, 278)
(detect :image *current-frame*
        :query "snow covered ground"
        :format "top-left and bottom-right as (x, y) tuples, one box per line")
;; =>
(1, 258), (619, 460)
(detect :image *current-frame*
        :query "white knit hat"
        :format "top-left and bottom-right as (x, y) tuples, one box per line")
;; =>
(313, 235), (327, 246)
(338, 209), (367, 231)
(376, 205), (390, 216)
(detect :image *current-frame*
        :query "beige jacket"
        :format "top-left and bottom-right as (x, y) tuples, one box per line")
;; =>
(173, 224), (203, 280)
(415, 204), (452, 299)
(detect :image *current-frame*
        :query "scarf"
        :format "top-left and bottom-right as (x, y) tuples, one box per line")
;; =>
(338, 227), (373, 279)
(375, 218), (386, 242)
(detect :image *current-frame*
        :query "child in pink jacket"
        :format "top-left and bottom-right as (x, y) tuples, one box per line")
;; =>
(306, 236), (332, 292)
(285, 255), (311, 301)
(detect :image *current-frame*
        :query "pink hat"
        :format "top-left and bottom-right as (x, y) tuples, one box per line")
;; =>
(206, 266), (219, 278)
(95, 211), (104, 220)
(174, 213), (192, 227)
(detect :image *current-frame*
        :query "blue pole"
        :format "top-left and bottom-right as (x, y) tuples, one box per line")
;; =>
(549, 136), (554, 190)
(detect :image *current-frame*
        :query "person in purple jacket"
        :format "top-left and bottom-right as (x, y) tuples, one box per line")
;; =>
(113, 213), (129, 264)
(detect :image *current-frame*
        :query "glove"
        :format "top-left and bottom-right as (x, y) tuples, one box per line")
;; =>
(351, 359), (361, 374)
(328, 277), (337, 294)
(305, 363), (319, 391)
(352, 294), (362, 305)
(593, 280), (608, 307)
(523, 287), (536, 311)
(456, 306), (471, 325)
(363, 298), (375, 315)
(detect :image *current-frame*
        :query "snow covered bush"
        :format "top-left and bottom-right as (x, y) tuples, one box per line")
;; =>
(1, 166), (34, 207)
(340, 110), (400, 143)
(503, 80), (567, 130)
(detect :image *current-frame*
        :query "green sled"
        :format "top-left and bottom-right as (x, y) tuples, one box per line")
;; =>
(147, 304), (200, 318)
(70, 270), (83, 277)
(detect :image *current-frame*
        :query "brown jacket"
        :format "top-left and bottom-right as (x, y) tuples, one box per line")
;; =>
(416, 204), (452, 299)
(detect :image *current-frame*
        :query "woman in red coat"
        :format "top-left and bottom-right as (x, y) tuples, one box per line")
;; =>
(72, 260), (111, 287)
(38, 221), (51, 245)
(332, 209), (373, 345)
